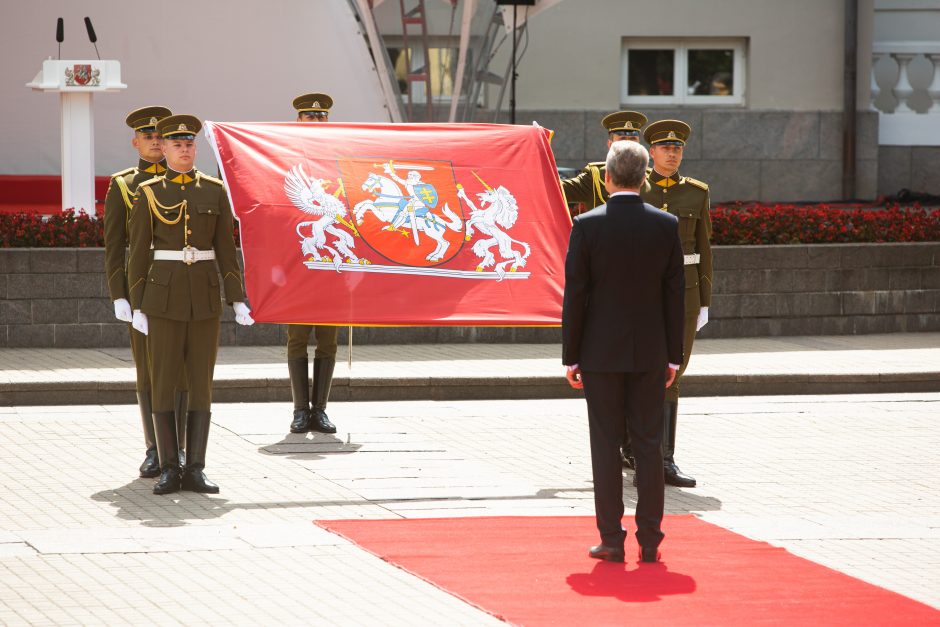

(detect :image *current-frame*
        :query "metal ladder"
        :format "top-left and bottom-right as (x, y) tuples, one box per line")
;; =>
(399, 0), (434, 121)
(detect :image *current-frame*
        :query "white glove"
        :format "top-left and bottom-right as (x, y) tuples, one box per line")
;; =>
(233, 302), (255, 326)
(132, 310), (149, 336)
(113, 298), (133, 323)
(696, 306), (709, 332)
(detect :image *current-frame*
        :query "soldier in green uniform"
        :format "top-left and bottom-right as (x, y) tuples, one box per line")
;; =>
(127, 114), (254, 495)
(285, 93), (339, 435)
(103, 106), (188, 478)
(640, 119), (712, 488)
(560, 110), (647, 215)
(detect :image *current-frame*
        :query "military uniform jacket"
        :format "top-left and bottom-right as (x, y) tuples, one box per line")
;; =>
(127, 168), (245, 321)
(641, 169), (712, 314)
(561, 162), (609, 212)
(103, 159), (167, 301)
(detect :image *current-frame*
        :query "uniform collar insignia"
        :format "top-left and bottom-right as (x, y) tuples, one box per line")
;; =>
(651, 170), (680, 187)
(167, 169), (195, 184)
(140, 159), (167, 174)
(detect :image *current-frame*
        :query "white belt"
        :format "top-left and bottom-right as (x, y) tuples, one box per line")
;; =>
(153, 247), (216, 265)
(684, 253), (701, 266)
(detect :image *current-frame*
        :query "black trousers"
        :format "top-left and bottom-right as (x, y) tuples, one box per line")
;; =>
(582, 369), (666, 550)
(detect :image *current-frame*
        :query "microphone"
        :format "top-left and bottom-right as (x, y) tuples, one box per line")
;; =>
(84, 17), (100, 60)
(56, 17), (63, 59)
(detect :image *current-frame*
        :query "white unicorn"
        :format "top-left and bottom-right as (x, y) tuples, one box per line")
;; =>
(353, 172), (463, 262)
(458, 184), (530, 277)
(284, 164), (360, 270)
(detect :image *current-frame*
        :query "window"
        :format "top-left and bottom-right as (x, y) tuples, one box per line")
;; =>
(621, 39), (747, 106)
(385, 45), (468, 103)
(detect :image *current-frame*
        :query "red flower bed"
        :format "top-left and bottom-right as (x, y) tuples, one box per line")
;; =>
(0, 209), (103, 248)
(0, 208), (242, 247)
(1, 204), (936, 247)
(710, 202), (939, 245)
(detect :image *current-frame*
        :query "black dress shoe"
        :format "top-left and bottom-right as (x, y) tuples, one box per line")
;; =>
(153, 466), (181, 495)
(664, 461), (697, 488)
(181, 468), (220, 494)
(589, 544), (625, 562)
(139, 447), (160, 478)
(638, 546), (661, 563)
(289, 408), (311, 433)
(310, 409), (336, 434)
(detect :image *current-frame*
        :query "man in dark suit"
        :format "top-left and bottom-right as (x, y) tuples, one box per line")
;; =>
(562, 140), (685, 563)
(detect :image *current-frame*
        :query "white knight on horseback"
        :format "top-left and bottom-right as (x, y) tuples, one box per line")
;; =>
(353, 161), (462, 262)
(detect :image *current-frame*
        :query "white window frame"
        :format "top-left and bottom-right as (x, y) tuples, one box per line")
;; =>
(621, 38), (747, 106)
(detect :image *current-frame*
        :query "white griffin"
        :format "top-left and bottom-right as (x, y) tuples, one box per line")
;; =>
(284, 164), (359, 270)
(458, 184), (530, 277)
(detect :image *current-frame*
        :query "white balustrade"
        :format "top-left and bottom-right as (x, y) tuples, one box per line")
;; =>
(871, 42), (940, 146)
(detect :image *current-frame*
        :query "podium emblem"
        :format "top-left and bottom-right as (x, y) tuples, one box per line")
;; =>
(65, 64), (100, 86)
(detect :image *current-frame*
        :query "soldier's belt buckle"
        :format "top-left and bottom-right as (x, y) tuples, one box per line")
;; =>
(182, 246), (197, 265)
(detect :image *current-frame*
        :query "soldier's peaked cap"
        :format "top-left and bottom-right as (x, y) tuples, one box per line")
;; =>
(293, 93), (333, 113)
(644, 119), (691, 146)
(157, 114), (201, 140)
(602, 111), (647, 135)
(125, 106), (172, 132)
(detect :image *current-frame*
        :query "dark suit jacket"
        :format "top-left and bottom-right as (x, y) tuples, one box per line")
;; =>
(562, 193), (685, 372)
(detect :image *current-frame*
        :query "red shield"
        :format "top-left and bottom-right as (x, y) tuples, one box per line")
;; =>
(72, 65), (92, 86)
(339, 157), (465, 267)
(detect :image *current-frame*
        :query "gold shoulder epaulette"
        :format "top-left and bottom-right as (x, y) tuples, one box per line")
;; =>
(683, 176), (709, 191)
(196, 171), (224, 186)
(137, 176), (162, 188)
(111, 166), (136, 179)
(587, 161), (606, 168)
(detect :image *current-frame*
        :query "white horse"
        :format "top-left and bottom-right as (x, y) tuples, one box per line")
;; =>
(353, 172), (463, 262)
(459, 185), (530, 277)
(284, 164), (359, 270)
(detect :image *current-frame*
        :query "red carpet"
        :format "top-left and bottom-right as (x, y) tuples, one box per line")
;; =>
(318, 515), (940, 626)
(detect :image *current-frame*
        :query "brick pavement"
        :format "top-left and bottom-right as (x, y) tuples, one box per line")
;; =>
(0, 391), (938, 623)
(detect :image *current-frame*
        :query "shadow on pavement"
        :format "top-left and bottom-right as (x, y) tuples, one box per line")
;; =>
(256, 430), (362, 462)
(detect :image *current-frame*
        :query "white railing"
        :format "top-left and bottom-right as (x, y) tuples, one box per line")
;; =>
(871, 42), (940, 145)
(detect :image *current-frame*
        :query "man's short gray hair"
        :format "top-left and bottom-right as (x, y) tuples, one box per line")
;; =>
(606, 140), (649, 190)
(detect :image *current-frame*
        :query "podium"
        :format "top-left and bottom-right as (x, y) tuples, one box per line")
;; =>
(27, 59), (126, 215)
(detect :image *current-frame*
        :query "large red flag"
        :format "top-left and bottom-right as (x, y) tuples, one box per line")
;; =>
(205, 122), (571, 326)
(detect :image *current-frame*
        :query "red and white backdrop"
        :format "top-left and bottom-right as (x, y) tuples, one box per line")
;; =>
(205, 122), (571, 326)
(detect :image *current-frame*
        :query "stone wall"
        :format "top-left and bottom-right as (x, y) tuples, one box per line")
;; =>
(508, 109), (880, 203)
(878, 146), (940, 198)
(1, 243), (937, 347)
(703, 243), (940, 337)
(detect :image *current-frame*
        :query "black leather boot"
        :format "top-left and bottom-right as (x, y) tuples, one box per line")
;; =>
(138, 391), (160, 478)
(152, 410), (181, 495)
(663, 401), (696, 488)
(621, 436), (635, 470)
(311, 357), (337, 433)
(181, 410), (219, 493)
(175, 390), (189, 467)
(288, 357), (312, 433)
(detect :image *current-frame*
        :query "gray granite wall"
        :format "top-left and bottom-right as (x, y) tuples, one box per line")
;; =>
(1, 243), (937, 347)
(514, 109), (880, 203)
(878, 146), (940, 198)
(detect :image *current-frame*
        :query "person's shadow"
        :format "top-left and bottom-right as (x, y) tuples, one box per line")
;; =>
(257, 430), (361, 462)
(566, 560), (696, 602)
(91, 479), (233, 527)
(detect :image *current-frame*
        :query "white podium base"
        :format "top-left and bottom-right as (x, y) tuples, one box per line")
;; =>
(60, 92), (96, 215)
